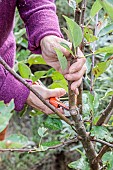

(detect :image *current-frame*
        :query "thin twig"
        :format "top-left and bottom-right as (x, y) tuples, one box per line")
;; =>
(91, 138), (113, 148)
(96, 96), (113, 126)
(0, 138), (78, 153)
(104, 109), (113, 124)
(95, 145), (109, 162)
(90, 13), (99, 95)
(0, 56), (73, 127)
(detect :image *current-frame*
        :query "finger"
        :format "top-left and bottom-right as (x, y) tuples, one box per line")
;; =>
(45, 88), (66, 99)
(75, 88), (79, 95)
(69, 58), (86, 74)
(71, 78), (83, 91)
(65, 65), (86, 81)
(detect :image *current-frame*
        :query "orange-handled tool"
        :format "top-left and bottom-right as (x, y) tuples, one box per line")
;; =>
(33, 80), (70, 117)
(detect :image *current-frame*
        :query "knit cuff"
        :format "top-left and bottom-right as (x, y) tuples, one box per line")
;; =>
(26, 9), (63, 54)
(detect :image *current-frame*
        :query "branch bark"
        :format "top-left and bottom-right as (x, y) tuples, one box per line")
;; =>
(96, 96), (113, 126)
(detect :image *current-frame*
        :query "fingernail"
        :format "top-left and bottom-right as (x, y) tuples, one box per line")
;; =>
(69, 69), (74, 74)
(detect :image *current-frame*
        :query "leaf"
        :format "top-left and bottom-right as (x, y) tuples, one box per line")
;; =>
(28, 54), (46, 66)
(0, 134), (29, 149)
(55, 48), (68, 71)
(86, 57), (92, 74)
(44, 117), (63, 130)
(99, 0), (113, 21)
(15, 28), (26, 40)
(68, 0), (76, 11)
(68, 157), (89, 170)
(62, 27), (72, 42)
(90, 0), (102, 18)
(60, 42), (74, 56)
(32, 71), (47, 82)
(63, 15), (83, 50)
(50, 71), (68, 92)
(16, 49), (30, 62)
(102, 152), (113, 170)
(42, 141), (61, 147)
(99, 23), (113, 37)
(95, 45), (113, 54)
(91, 126), (112, 142)
(93, 61), (111, 78)
(103, 89), (113, 99)
(38, 127), (48, 137)
(0, 100), (14, 133)
(84, 27), (98, 43)
(76, 0), (82, 4)
(18, 63), (31, 78)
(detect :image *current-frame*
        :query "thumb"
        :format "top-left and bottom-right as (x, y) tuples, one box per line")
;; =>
(46, 88), (66, 99)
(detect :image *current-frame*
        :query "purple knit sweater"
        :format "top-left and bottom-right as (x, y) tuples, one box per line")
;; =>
(0, 0), (62, 111)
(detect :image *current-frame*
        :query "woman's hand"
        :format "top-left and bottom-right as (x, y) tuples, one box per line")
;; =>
(40, 35), (86, 94)
(26, 84), (66, 114)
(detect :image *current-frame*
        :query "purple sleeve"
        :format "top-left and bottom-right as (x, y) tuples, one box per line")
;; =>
(0, 65), (30, 111)
(17, 0), (63, 54)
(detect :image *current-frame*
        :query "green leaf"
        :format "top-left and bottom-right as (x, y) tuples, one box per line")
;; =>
(50, 71), (68, 92)
(16, 49), (30, 62)
(0, 134), (29, 149)
(68, 0), (76, 11)
(18, 63), (31, 78)
(32, 71), (47, 82)
(99, 23), (113, 37)
(86, 57), (92, 74)
(15, 28), (26, 40)
(63, 15), (82, 50)
(60, 42), (74, 56)
(62, 27), (72, 42)
(76, 0), (82, 4)
(84, 27), (98, 43)
(91, 126), (112, 142)
(44, 117), (63, 130)
(99, 0), (113, 20)
(90, 0), (102, 18)
(103, 89), (113, 99)
(93, 61), (111, 78)
(0, 100), (14, 133)
(38, 127), (48, 137)
(102, 152), (113, 170)
(28, 54), (46, 66)
(68, 157), (89, 170)
(95, 45), (113, 54)
(42, 141), (61, 147)
(55, 48), (68, 71)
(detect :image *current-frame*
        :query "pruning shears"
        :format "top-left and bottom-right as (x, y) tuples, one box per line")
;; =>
(33, 80), (71, 117)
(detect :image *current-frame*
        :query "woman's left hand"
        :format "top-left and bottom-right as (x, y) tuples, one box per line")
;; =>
(40, 35), (86, 94)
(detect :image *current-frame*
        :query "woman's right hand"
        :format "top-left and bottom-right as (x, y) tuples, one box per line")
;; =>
(26, 84), (66, 114)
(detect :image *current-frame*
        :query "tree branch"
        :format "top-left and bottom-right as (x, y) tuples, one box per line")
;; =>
(95, 145), (109, 163)
(96, 96), (113, 126)
(0, 138), (78, 153)
(0, 56), (73, 127)
(90, 13), (99, 95)
(91, 138), (113, 148)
